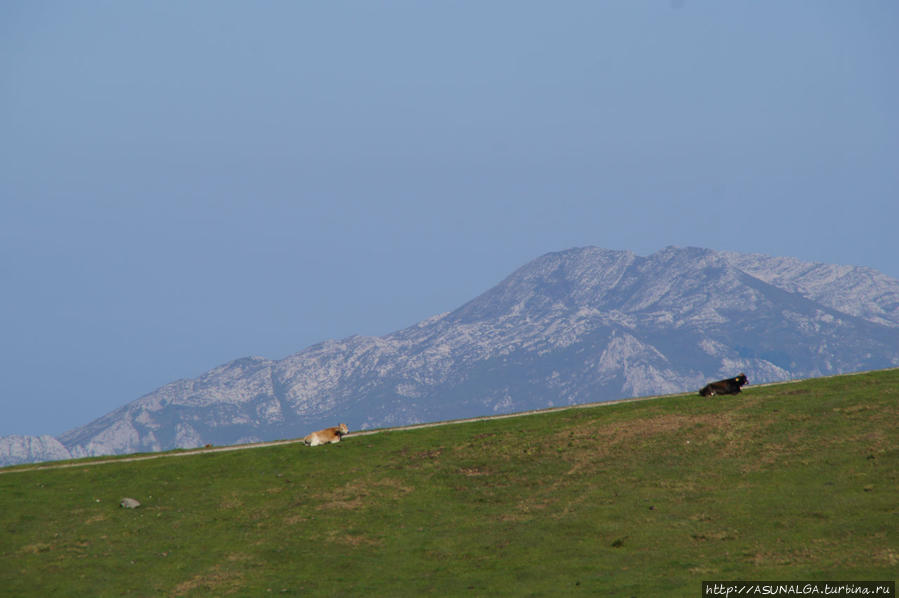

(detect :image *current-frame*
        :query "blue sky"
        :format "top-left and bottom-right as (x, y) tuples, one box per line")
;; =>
(2, 1), (897, 437)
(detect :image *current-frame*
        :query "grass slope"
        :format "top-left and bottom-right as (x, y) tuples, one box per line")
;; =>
(1, 371), (897, 597)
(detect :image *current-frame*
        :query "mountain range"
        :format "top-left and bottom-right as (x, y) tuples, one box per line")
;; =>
(3, 246), (898, 466)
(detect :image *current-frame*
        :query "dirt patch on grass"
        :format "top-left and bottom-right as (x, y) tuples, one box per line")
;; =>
(501, 496), (556, 522)
(316, 476), (413, 511)
(555, 412), (735, 471)
(317, 494), (365, 511)
(414, 448), (444, 460)
(875, 548), (898, 566)
(219, 492), (243, 510)
(172, 555), (251, 596)
(749, 546), (820, 568)
(690, 529), (737, 542)
(21, 542), (53, 554)
(283, 513), (310, 525)
(458, 466), (491, 477)
(689, 565), (721, 576)
(561, 413), (731, 448)
(326, 530), (382, 548)
(396, 447), (446, 470)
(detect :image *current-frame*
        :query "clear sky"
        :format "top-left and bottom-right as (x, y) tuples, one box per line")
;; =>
(2, 1), (897, 437)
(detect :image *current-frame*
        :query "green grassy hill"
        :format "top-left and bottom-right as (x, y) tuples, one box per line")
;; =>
(2, 370), (896, 597)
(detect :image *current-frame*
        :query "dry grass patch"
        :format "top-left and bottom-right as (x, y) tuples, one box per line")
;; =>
(875, 548), (898, 567)
(283, 513), (309, 525)
(561, 413), (732, 449)
(219, 492), (243, 510)
(21, 542), (52, 554)
(172, 557), (250, 597)
(503, 495), (557, 522)
(326, 530), (382, 548)
(749, 546), (821, 568)
(316, 476), (413, 511)
(458, 466), (491, 476)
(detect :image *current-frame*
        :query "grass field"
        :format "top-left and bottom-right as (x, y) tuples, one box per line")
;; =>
(1, 370), (897, 597)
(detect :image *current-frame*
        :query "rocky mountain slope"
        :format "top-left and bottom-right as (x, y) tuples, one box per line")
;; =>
(4, 246), (899, 466)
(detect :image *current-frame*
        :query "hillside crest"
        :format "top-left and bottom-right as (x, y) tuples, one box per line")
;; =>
(4, 245), (899, 466)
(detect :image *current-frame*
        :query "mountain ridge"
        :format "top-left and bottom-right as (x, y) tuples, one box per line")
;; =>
(4, 245), (899, 466)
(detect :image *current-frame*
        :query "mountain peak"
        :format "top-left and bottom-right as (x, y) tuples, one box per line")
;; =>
(448, 247), (637, 323)
(447, 245), (747, 324)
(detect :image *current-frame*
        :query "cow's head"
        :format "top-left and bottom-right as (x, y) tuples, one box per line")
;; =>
(736, 373), (748, 386)
(337, 423), (349, 436)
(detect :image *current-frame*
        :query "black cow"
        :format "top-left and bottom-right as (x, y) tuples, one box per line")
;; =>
(699, 373), (748, 397)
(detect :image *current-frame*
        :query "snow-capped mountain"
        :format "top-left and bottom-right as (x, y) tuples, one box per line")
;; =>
(4, 246), (898, 466)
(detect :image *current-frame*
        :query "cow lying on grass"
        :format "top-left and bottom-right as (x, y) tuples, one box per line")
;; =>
(699, 373), (748, 397)
(304, 423), (349, 446)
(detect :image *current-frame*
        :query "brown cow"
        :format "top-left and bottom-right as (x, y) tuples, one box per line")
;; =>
(304, 423), (349, 446)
